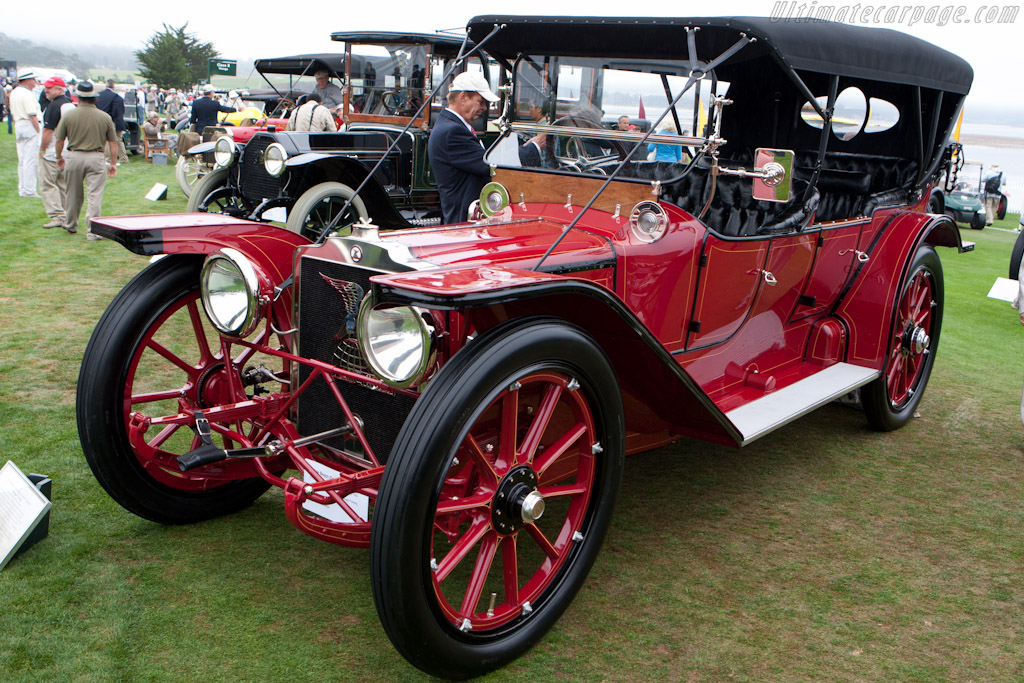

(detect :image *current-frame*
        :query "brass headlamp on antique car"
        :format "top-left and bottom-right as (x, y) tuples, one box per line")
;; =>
(199, 248), (268, 338)
(80, 15), (973, 680)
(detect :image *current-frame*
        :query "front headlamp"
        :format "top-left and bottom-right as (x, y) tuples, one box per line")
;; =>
(357, 300), (436, 388)
(200, 249), (264, 337)
(264, 143), (286, 177)
(213, 136), (236, 169)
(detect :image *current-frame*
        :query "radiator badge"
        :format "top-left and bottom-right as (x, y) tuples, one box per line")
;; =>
(319, 273), (367, 372)
(350, 245), (363, 262)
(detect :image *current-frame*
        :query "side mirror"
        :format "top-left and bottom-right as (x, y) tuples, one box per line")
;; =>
(751, 148), (794, 203)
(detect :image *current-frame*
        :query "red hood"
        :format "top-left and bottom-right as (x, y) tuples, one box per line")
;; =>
(379, 218), (614, 271)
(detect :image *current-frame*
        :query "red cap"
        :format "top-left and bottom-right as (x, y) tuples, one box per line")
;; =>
(43, 76), (67, 88)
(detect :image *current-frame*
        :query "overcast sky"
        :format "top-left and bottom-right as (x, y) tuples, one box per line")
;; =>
(6, 0), (1022, 114)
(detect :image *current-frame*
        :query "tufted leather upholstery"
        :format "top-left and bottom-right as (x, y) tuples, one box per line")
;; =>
(659, 169), (817, 237)
(793, 151), (918, 222)
(648, 150), (916, 233)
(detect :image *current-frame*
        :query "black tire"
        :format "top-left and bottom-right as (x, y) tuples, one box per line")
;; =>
(185, 168), (230, 213)
(370, 318), (624, 679)
(970, 211), (985, 230)
(1009, 229), (1024, 280)
(862, 245), (943, 431)
(285, 181), (369, 240)
(997, 195), (1008, 221)
(928, 191), (944, 214)
(76, 255), (271, 524)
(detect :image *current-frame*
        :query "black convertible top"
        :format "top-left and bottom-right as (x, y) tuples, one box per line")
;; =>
(330, 31), (468, 51)
(467, 15), (972, 94)
(254, 54), (347, 78)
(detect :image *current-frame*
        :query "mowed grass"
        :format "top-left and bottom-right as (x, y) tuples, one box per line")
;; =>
(1, 129), (1023, 681)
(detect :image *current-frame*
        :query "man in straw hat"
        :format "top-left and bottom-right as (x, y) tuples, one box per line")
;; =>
(10, 68), (42, 197)
(55, 80), (117, 240)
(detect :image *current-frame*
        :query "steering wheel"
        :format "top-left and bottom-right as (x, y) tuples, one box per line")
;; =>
(546, 115), (629, 174)
(270, 98), (296, 119)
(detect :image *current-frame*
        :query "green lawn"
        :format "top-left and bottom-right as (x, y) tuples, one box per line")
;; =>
(1, 130), (1022, 681)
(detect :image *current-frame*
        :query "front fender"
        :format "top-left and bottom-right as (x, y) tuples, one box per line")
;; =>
(90, 213), (308, 287)
(371, 265), (742, 448)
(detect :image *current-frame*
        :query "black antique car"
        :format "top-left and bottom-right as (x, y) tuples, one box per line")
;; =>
(79, 15), (971, 679)
(185, 32), (496, 236)
(175, 54), (339, 198)
(121, 88), (148, 154)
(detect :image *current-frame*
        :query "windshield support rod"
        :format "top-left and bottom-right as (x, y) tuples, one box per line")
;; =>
(315, 24), (506, 243)
(803, 75), (838, 206)
(919, 90), (943, 187)
(533, 34), (754, 272)
(660, 73), (684, 137)
(913, 87), (925, 181)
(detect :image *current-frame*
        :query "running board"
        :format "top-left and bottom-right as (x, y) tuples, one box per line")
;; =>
(725, 363), (880, 446)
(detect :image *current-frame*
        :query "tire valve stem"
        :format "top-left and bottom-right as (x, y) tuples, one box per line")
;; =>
(459, 618), (472, 632)
(487, 592), (497, 617)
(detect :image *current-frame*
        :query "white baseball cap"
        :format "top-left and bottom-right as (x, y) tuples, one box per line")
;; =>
(450, 72), (498, 103)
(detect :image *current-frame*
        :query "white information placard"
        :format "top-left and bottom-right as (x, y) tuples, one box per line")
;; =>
(987, 277), (1019, 303)
(0, 461), (51, 571)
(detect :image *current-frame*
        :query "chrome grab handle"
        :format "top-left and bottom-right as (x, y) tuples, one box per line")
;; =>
(840, 248), (870, 263)
(762, 270), (777, 286)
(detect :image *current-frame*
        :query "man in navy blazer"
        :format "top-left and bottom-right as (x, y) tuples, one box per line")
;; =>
(429, 72), (544, 224)
(190, 84), (239, 134)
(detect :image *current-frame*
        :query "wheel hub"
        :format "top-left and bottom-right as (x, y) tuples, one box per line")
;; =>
(901, 324), (930, 356)
(492, 465), (543, 535)
(195, 362), (228, 408)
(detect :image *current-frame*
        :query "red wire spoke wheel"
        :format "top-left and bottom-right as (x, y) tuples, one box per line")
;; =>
(862, 245), (943, 431)
(77, 255), (274, 523)
(371, 318), (624, 679)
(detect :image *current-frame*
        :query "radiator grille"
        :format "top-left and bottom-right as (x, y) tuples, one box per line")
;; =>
(296, 257), (416, 463)
(238, 135), (281, 202)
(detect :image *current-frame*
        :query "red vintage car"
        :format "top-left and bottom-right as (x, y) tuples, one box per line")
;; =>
(78, 15), (972, 679)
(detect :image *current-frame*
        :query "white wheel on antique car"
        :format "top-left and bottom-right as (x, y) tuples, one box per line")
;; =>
(861, 245), (943, 431)
(175, 153), (208, 198)
(370, 318), (624, 679)
(285, 182), (369, 240)
(185, 168), (253, 218)
(76, 255), (276, 523)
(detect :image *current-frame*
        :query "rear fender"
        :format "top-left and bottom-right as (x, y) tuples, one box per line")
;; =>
(371, 266), (741, 447)
(835, 211), (962, 368)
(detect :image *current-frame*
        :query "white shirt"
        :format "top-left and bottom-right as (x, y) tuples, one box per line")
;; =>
(10, 85), (41, 123)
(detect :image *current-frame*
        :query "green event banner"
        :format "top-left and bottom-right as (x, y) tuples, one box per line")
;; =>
(208, 59), (237, 77)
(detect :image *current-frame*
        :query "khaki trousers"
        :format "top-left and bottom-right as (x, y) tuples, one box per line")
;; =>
(64, 151), (107, 231)
(104, 137), (129, 164)
(38, 157), (66, 220)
